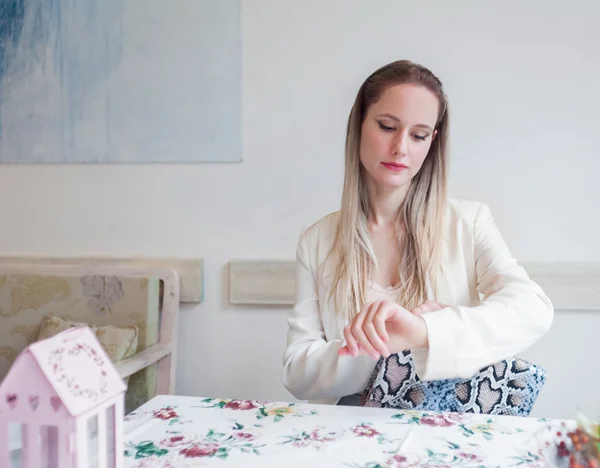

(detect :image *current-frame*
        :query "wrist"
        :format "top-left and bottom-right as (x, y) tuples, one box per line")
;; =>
(417, 316), (429, 349)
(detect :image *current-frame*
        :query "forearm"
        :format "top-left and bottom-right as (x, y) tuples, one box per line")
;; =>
(420, 266), (553, 380)
(283, 338), (376, 400)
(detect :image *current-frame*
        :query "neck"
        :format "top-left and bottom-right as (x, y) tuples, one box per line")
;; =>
(366, 178), (410, 227)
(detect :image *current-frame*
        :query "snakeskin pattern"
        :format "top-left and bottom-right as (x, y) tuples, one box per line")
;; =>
(361, 351), (546, 416)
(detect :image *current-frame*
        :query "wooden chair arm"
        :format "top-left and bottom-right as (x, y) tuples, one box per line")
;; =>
(115, 344), (172, 380)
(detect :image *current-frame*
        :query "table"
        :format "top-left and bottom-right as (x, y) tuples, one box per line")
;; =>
(123, 395), (573, 467)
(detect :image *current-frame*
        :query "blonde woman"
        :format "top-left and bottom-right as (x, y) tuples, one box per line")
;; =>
(282, 60), (554, 407)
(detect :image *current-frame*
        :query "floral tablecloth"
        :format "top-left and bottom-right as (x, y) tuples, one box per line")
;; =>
(123, 395), (573, 467)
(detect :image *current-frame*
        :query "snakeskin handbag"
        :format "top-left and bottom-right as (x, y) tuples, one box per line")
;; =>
(361, 350), (546, 416)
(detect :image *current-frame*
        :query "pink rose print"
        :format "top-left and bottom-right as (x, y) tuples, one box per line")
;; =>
(283, 427), (338, 449)
(225, 400), (258, 410)
(180, 443), (220, 458)
(419, 414), (458, 427)
(456, 452), (483, 462)
(233, 431), (256, 440)
(153, 407), (179, 420)
(133, 458), (177, 468)
(386, 453), (421, 467)
(160, 435), (194, 447)
(310, 428), (336, 442)
(352, 424), (380, 438)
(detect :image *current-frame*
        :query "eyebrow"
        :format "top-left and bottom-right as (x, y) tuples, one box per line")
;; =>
(377, 113), (433, 132)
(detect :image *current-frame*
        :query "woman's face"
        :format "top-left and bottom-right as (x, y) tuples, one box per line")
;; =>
(359, 83), (440, 190)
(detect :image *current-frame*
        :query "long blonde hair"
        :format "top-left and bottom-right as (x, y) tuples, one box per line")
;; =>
(328, 60), (449, 320)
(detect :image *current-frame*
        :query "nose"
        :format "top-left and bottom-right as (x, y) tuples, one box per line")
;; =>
(392, 131), (409, 157)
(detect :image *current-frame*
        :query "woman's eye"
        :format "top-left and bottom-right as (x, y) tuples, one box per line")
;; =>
(413, 134), (428, 141)
(377, 122), (395, 132)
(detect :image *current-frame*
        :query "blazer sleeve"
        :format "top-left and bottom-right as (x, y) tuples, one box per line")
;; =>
(419, 202), (554, 381)
(282, 230), (376, 401)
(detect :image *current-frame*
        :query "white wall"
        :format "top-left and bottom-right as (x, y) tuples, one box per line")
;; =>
(0, 0), (242, 163)
(0, 0), (598, 420)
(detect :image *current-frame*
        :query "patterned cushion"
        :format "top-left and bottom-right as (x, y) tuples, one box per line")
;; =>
(0, 272), (161, 413)
(37, 313), (139, 362)
(362, 350), (546, 416)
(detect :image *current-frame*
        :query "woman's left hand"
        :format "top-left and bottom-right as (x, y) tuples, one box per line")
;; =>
(338, 300), (431, 360)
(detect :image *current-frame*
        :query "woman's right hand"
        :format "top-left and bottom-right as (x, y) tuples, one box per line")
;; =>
(338, 300), (428, 359)
(337, 299), (450, 359)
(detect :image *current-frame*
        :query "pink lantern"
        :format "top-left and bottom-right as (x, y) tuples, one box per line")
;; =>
(0, 326), (126, 468)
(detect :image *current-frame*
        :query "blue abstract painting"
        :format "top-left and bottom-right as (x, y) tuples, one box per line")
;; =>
(0, 0), (241, 163)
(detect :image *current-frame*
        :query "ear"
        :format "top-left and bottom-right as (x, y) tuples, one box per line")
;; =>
(432, 129), (438, 141)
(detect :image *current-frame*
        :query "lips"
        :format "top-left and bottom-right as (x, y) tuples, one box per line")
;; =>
(381, 162), (408, 172)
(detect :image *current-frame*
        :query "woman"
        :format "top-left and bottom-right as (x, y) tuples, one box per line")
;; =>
(282, 60), (554, 406)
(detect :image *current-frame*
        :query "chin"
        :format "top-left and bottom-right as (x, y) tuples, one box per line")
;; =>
(376, 173), (412, 189)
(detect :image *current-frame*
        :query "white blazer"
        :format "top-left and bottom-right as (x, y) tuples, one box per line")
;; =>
(282, 199), (554, 405)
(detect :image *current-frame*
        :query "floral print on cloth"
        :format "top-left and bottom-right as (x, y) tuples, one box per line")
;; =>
(122, 395), (573, 467)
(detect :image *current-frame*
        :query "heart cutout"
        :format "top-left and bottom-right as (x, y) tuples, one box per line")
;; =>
(28, 395), (39, 411)
(6, 394), (17, 410)
(50, 396), (62, 412)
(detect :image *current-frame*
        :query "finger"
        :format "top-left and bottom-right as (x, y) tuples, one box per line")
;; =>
(339, 343), (363, 356)
(343, 322), (360, 358)
(351, 304), (380, 360)
(371, 302), (390, 344)
(344, 303), (375, 357)
(363, 302), (390, 358)
(381, 303), (401, 322)
(436, 302), (450, 309)
(413, 301), (434, 315)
